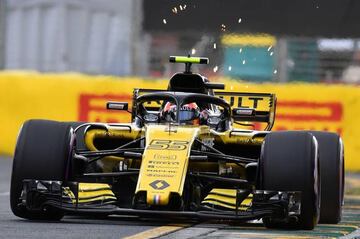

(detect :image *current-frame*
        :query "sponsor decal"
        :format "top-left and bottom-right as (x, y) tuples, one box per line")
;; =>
(153, 154), (177, 160)
(272, 101), (343, 135)
(147, 140), (188, 150)
(153, 194), (161, 205)
(276, 101), (342, 122)
(219, 96), (267, 109)
(79, 93), (131, 122)
(149, 180), (170, 190)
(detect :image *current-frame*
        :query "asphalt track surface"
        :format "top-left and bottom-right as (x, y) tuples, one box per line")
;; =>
(1, 155), (360, 239)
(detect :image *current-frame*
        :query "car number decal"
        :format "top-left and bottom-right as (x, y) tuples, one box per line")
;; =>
(147, 140), (189, 150)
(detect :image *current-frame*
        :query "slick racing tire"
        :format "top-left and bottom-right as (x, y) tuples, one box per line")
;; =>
(259, 131), (320, 230)
(10, 120), (73, 220)
(68, 121), (86, 151)
(307, 131), (344, 224)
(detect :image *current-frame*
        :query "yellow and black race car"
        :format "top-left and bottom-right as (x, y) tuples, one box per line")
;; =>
(10, 56), (344, 230)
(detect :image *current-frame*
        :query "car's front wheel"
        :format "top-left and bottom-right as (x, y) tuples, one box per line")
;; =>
(10, 120), (74, 220)
(258, 131), (320, 230)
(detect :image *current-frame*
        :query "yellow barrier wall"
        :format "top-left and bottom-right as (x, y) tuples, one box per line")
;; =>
(1, 71), (359, 171)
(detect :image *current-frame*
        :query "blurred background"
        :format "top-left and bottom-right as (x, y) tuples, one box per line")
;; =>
(1, 0), (360, 170)
(0, 0), (360, 83)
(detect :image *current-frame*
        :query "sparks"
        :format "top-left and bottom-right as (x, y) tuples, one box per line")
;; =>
(163, 19), (167, 24)
(213, 43), (217, 49)
(221, 24), (226, 32)
(213, 66), (218, 73)
(191, 48), (196, 55)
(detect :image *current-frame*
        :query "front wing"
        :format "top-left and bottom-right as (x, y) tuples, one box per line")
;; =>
(19, 179), (301, 222)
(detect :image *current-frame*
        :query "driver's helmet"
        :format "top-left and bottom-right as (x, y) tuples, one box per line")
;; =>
(162, 102), (201, 125)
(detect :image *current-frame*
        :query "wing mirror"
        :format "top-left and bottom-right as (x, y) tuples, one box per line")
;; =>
(232, 108), (255, 121)
(106, 102), (129, 111)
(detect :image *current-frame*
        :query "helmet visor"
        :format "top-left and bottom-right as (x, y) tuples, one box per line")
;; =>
(179, 110), (196, 121)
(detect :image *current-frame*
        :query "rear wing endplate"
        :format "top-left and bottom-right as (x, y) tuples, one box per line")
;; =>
(215, 91), (276, 131)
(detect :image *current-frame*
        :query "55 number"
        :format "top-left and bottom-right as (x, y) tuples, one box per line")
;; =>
(147, 140), (188, 150)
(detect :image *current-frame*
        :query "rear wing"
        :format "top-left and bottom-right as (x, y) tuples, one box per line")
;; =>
(215, 92), (276, 131)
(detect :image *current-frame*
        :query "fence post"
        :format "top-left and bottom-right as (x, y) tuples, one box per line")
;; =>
(277, 37), (288, 82)
(0, 0), (6, 69)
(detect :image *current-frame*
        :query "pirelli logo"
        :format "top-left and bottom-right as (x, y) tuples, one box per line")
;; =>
(79, 94), (132, 123)
(272, 101), (343, 135)
(276, 101), (342, 122)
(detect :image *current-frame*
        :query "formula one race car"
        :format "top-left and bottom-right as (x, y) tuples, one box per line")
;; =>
(10, 56), (344, 230)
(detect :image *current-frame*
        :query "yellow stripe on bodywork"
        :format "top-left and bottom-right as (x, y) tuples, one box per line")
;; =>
(77, 183), (116, 203)
(202, 188), (252, 210)
(204, 193), (237, 205)
(136, 125), (199, 206)
(63, 183), (117, 204)
(208, 188), (238, 197)
(78, 183), (113, 191)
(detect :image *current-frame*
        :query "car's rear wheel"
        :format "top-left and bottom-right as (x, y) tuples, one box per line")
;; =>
(10, 120), (73, 220)
(307, 131), (344, 224)
(258, 131), (320, 229)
